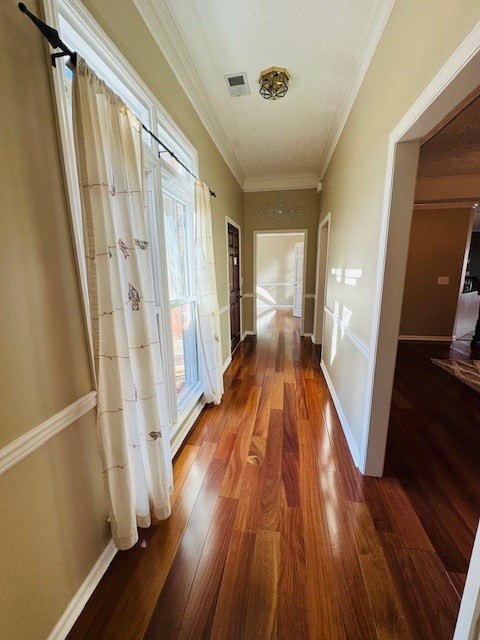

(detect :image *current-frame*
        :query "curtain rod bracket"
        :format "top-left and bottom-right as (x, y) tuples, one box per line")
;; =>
(18, 3), (77, 67)
(51, 51), (77, 68)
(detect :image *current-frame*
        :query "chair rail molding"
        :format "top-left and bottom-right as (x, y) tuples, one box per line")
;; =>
(0, 391), (97, 476)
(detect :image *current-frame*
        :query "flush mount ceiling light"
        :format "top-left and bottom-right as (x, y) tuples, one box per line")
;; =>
(258, 66), (290, 100)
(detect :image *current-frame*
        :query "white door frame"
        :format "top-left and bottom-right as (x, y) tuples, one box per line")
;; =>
(225, 216), (242, 353)
(362, 22), (480, 640)
(253, 229), (308, 335)
(313, 213), (331, 345)
(293, 241), (304, 318)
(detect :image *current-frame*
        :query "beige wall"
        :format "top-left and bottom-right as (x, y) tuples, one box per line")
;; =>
(416, 174), (480, 202)
(1, 0), (244, 637)
(0, 2), (109, 638)
(318, 0), (480, 459)
(256, 234), (303, 307)
(400, 208), (472, 337)
(244, 189), (319, 333)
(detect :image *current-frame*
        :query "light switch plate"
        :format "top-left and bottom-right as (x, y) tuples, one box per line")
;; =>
(437, 276), (449, 285)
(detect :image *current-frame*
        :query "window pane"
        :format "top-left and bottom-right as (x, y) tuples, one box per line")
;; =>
(171, 303), (198, 401)
(163, 194), (190, 302)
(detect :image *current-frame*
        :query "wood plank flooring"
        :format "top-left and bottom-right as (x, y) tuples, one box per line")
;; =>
(67, 310), (480, 640)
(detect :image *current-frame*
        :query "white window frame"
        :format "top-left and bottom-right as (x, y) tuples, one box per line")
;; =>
(43, 0), (203, 438)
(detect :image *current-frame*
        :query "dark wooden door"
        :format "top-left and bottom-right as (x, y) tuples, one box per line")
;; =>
(228, 223), (241, 352)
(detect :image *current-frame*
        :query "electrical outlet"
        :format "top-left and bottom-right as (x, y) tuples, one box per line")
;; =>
(437, 276), (449, 285)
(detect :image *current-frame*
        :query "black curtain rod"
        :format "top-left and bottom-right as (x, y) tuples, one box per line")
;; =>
(18, 3), (217, 198)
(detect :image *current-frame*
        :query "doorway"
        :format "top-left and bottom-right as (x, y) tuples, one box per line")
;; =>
(227, 220), (241, 353)
(365, 33), (480, 640)
(253, 230), (307, 333)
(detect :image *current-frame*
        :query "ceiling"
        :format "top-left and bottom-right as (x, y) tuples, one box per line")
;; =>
(134, 0), (395, 189)
(418, 93), (480, 178)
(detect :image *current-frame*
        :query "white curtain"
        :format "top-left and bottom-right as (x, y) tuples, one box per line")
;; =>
(73, 58), (172, 550)
(195, 179), (224, 404)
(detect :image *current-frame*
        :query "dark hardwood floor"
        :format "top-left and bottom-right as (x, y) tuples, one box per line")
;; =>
(67, 311), (480, 639)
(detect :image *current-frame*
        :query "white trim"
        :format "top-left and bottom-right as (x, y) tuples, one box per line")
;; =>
(256, 232), (305, 238)
(320, 362), (361, 468)
(301, 332), (313, 338)
(244, 173), (320, 192)
(222, 355), (232, 373)
(47, 539), (117, 640)
(0, 392), (97, 476)
(257, 281), (294, 286)
(324, 306), (370, 359)
(219, 304), (229, 315)
(242, 331), (256, 339)
(257, 304), (293, 309)
(313, 212), (331, 345)
(132, 0), (244, 187)
(243, 293), (254, 298)
(398, 335), (454, 342)
(170, 397), (205, 458)
(318, 1), (396, 179)
(305, 293), (316, 299)
(454, 521), (480, 640)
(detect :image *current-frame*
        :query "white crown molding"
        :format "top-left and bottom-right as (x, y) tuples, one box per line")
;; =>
(48, 539), (117, 640)
(318, 0), (396, 179)
(244, 173), (320, 192)
(0, 391), (97, 476)
(133, 0), (245, 187)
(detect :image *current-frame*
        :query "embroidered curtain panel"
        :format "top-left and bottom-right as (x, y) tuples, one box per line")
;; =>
(73, 58), (172, 550)
(195, 179), (224, 404)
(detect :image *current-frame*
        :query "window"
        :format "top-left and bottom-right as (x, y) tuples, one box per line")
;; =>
(45, 0), (203, 441)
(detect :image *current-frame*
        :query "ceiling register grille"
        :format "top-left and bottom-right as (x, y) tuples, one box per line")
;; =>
(224, 72), (251, 97)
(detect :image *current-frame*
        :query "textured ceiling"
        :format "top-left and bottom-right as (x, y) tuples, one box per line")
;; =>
(137, 0), (395, 185)
(418, 94), (480, 178)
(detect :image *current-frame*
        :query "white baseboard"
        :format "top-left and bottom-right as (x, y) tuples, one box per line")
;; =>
(242, 331), (256, 340)
(398, 335), (454, 342)
(301, 332), (313, 338)
(48, 539), (117, 640)
(320, 361), (361, 469)
(222, 355), (232, 373)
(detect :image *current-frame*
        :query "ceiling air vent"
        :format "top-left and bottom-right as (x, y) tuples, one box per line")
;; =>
(224, 72), (250, 97)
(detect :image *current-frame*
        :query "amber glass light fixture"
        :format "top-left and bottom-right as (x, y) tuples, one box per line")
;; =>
(258, 66), (290, 100)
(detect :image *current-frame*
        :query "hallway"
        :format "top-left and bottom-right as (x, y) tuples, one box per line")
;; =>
(67, 311), (479, 640)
